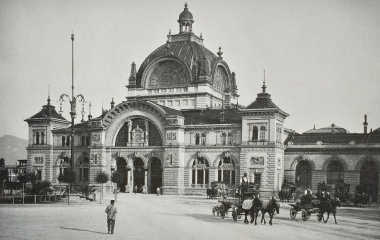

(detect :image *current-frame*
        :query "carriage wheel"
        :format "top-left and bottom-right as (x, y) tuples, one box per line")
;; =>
(220, 204), (226, 219)
(232, 209), (237, 222)
(290, 208), (297, 219)
(301, 210), (308, 221)
(317, 212), (323, 222)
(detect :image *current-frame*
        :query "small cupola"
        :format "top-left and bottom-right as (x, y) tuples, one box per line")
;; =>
(178, 3), (194, 33)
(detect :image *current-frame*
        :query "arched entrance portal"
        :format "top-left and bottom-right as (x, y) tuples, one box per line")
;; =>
(116, 157), (129, 192)
(149, 157), (162, 194)
(133, 158), (145, 193)
(296, 161), (312, 188)
(360, 161), (379, 202)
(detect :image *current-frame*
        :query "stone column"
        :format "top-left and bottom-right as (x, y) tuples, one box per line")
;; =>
(221, 169), (224, 182)
(127, 120), (132, 144)
(143, 168), (148, 193)
(127, 170), (130, 186)
(195, 169), (198, 187)
(145, 120), (149, 146)
(203, 169), (206, 186)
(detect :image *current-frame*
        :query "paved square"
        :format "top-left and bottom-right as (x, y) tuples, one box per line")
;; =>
(1, 194), (379, 240)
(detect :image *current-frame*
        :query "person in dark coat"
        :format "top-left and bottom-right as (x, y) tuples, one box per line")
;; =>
(105, 200), (117, 234)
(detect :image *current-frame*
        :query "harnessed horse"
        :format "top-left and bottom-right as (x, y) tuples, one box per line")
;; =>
(260, 198), (280, 225)
(319, 198), (341, 224)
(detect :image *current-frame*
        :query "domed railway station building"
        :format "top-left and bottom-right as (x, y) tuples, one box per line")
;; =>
(24, 4), (380, 201)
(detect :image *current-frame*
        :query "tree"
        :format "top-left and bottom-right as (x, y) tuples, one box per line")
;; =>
(111, 171), (124, 202)
(57, 169), (76, 205)
(94, 171), (109, 204)
(17, 171), (29, 205)
(27, 180), (53, 196)
(0, 158), (7, 196)
(78, 185), (97, 200)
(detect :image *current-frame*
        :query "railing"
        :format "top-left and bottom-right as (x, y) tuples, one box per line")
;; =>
(0, 194), (61, 204)
(191, 184), (209, 188)
(248, 141), (268, 146)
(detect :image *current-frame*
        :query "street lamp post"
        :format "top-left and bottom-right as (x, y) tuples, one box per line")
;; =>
(59, 33), (86, 169)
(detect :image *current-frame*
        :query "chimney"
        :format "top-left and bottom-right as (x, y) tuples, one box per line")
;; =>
(363, 114), (368, 134)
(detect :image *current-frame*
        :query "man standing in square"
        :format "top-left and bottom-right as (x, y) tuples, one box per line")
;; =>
(105, 200), (117, 234)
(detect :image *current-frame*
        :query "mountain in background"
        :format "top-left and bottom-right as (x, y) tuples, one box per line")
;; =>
(0, 135), (28, 165)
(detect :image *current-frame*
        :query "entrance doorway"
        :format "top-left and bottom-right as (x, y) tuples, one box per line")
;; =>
(116, 157), (128, 192)
(149, 157), (162, 193)
(296, 161), (312, 188)
(360, 161), (379, 202)
(133, 158), (145, 193)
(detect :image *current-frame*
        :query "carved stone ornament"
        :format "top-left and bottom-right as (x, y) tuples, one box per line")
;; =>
(219, 163), (234, 169)
(167, 132), (177, 140)
(167, 153), (174, 165)
(224, 151), (230, 158)
(250, 157), (264, 165)
(277, 158), (281, 166)
(92, 133), (101, 141)
(193, 163), (207, 168)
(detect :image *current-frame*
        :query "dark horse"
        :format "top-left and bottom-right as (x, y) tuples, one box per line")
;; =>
(260, 198), (280, 225)
(244, 197), (263, 225)
(319, 198), (341, 224)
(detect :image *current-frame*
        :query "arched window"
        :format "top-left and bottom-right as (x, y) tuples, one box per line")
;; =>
(86, 136), (90, 146)
(66, 136), (70, 146)
(62, 136), (65, 146)
(296, 161), (312, 188)
(228, 132), (233, 145)
(276, 125), (282, 143)
(327, 160), (344, 184)
(221, 132), (227, 145)
(252, 127), (258, 141)
(195, 133), (200, 145)
(79, 157), (89, 181)
(41, 132), (45, 144)
(260, 126), (266, 141)
(115, 122), (129, 146)
(192, 157), (209, 188)
(36, 132), (40, 145)
(201, 133), (206, 145)
(218, 157), (236, 186)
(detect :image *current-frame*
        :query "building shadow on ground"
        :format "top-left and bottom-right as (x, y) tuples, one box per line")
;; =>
(58, 226), (108, 235)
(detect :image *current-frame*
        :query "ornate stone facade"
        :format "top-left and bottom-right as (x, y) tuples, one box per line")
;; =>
(24, 4), (290, 197)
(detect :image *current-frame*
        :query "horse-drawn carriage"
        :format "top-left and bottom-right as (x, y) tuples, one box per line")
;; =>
(335, 183), (353, 206)
(213, 183), (260, 222)
(354, 185), (372, 207)
(289, 195), (323, 221)
(278, 181), (296, 202)
(289, 183), (341, 223)
(207, 181), (234, 200)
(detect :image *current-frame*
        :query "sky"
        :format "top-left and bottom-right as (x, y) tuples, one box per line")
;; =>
(0, 0), (379, 139)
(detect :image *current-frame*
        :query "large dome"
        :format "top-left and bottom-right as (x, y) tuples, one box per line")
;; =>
(136, 40), (219, 88)
(127, 3), (238, 97)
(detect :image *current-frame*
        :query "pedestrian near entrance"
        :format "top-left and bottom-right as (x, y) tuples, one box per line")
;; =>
(105, 200), (117, 234)
(134, 185), (137, 194)
(157, 187), (160, 196)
